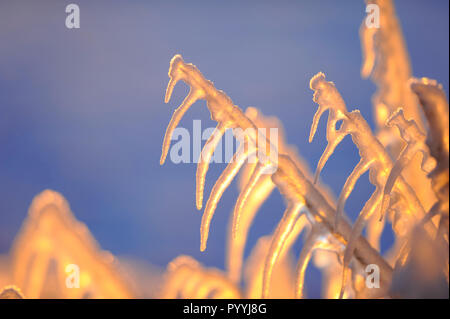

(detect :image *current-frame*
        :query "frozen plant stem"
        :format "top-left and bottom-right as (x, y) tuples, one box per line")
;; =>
(160, 55), (393, 297)
(308, 72), (434, 298)
(360, 0), (435, 214)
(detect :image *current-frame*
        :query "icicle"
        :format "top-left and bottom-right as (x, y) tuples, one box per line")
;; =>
(366, 212), (386, 251)
(335, 159), (374, 229)
(226, 167), (275, 284)
(309, 73), (350, 184)
(160, 87), (204, 165)
(313, 130), (347, 184)
(339, 190), (382, 299)
(164, 55), (184, 103)
(231, 162), (268, 239)
(196, 122), (229, 210)
(309, 73), (347, 141)
(200, 142), (256, 251)
(262, 202), (304, 298)
(379, 108), (435, 221)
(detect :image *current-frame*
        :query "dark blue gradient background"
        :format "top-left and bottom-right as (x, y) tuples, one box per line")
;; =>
(0, 0), (448, 297)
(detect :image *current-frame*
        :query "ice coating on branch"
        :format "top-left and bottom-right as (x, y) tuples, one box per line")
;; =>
(161, 255), (241, 298)
(162, 55), (278, 253)
(231, 109), (343, 298)
(360, 0), (417, 128)
(360, 0), (435, 213)
(309, 73), (347, 141)
(230, 108), (285, 243)
(262, 202), (304, 298)
(161, 55), (394, 298)
(226, 107), (319, 285)
(162, 58), (206, 164)
(309, 73), (349, 184)
(379, 109), (435, 221)
(360, 0), (422, 134)
(308, 72), (430, 298)
(310, 72), (427, 224)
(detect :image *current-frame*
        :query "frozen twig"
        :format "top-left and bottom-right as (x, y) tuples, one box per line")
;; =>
(308, 72), (431, 298)
(161, 55), (393, 298)
(361, 0), (435, 213)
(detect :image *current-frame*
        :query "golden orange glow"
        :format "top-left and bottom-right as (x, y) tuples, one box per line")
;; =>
(157, 0), (448, 299)
(1, 0), (448, 300)
(2, 190), (134, 298)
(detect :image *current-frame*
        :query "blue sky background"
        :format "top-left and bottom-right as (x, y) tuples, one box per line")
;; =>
(0, 0), (448, 297)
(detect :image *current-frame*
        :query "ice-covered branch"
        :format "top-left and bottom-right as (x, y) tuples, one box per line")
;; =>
(360, 0), (435, 213)
(161, 55), (393, 298)
(308, 72), (433, 297)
